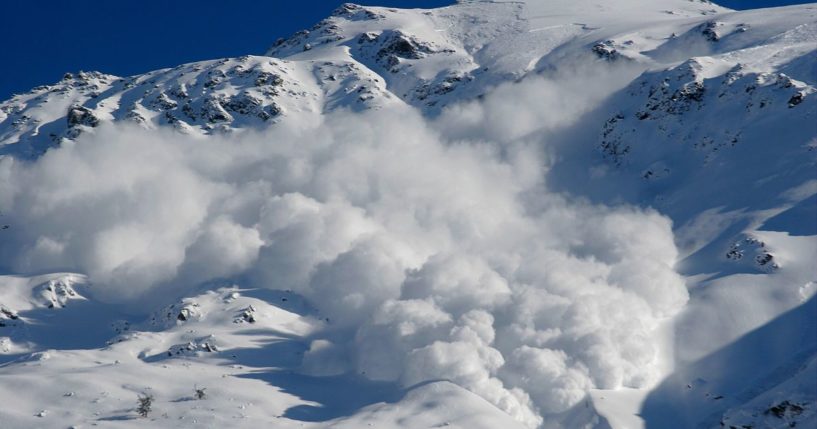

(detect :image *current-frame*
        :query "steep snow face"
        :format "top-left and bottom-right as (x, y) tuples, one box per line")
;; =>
(600, 8), (817, 169)
(0, 1), (816, 429)
(554, 3), (817, 367)
(266, 0), (732, 112)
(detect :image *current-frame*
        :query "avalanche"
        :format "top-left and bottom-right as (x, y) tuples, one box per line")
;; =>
(0, 1), (815, 428)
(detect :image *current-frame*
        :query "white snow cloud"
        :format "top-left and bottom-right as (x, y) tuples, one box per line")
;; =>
(0, 65), (687, 427)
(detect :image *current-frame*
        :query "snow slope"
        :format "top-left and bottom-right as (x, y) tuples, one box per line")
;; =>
(1, 1), (815, 428)
(0, 275), (525, 428)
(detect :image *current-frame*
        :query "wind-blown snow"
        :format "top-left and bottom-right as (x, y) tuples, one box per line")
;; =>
(0, 95), (687, 425)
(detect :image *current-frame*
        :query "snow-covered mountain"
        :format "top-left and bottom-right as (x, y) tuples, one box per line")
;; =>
(0, 1), (815, 428)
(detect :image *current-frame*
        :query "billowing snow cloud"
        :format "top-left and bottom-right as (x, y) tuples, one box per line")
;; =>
(0, 71), (687, 427)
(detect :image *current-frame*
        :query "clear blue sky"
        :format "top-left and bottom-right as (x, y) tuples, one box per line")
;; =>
(0, 0), (811, 101)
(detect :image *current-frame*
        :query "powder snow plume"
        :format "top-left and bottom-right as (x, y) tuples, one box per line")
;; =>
(0, 69), (687, 426)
